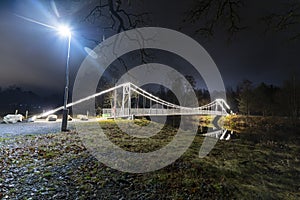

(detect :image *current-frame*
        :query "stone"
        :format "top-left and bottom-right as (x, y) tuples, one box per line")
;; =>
(27, 116), (37, 122)
(77, 115), (88, 121)
(46, 115), (58, 121)
(68, 115), (73, 121)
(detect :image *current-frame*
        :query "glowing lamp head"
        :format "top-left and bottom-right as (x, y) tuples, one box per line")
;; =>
(57, 25), (71, 37)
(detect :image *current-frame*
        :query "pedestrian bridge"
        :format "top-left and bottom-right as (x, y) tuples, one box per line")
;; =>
(100, 82), (230, 118)
(38, 82), (230, 119)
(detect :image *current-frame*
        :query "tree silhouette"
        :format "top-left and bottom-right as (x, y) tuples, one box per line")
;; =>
(237, 80), (253, 115)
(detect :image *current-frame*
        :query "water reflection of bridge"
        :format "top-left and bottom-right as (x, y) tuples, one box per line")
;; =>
(203, 129), (234, 140)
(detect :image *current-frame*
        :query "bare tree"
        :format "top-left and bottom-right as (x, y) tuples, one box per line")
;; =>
(184, 0), (300, 41)
(262, 1), (300, 41)
(82, 0), (152, 72)
(184, 0), (245, 38)
(84, 0), (149, 41)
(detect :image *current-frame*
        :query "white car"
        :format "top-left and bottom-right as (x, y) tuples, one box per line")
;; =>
(3, 114), (24, 124)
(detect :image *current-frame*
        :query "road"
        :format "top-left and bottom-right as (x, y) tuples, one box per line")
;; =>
(0, 119), (90, 137)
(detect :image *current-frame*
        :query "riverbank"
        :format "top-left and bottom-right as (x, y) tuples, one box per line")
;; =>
(1, 119), (299, 199)
(223, 115), (298, 129)
(197, 115), (299, 131)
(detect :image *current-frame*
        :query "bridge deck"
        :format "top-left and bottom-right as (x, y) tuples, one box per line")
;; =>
(102, 108), (227, 118)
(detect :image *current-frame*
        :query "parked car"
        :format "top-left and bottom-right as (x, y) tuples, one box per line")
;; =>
(3, 114), (24, 124)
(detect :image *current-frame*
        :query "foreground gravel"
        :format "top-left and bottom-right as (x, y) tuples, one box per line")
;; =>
(0, 120), (299, 199)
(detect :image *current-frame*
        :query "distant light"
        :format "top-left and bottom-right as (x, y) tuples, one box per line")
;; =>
(57, 25), (71, 37)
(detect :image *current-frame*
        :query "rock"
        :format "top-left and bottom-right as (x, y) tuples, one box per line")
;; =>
(3, 114), (24, 124)
(27, 116), (37, 122)
(46, 115), (58, 122)
(77, 115), (88, 121)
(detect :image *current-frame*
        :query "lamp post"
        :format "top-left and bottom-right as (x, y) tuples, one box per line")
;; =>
(58, 25), (71, 132)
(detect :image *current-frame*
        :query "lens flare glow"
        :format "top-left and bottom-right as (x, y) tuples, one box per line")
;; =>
(15, 14), (57, 30)
(57, 25), (71, 37)
(15, 14), (71, 37)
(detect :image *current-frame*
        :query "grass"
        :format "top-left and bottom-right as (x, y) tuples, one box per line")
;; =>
(0, 119), (299, 199)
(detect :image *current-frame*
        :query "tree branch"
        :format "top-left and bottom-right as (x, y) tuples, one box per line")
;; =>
(83, 0), (152, 74)
(184, 0), (245, 39)
(262, 2), (300, 40)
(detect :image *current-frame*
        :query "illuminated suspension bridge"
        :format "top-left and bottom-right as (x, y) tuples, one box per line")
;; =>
(38, 82), (230, 119)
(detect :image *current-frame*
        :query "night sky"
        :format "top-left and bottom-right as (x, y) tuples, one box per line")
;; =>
(0, 0), (299, 96)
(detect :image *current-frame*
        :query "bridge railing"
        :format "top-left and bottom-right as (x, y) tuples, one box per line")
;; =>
(102, 108), (226, 117)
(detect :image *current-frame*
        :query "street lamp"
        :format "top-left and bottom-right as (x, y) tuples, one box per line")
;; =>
(57, 25), (71, 132)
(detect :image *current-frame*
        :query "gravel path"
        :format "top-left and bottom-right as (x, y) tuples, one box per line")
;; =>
(0, 120), (80, 137)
